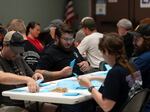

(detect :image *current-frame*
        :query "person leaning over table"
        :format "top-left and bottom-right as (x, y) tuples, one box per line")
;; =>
(0, 71), (41, 92)
(78, 33), (142, 112)
(6, 22), (72, 112)
(0, 31), (43, 112)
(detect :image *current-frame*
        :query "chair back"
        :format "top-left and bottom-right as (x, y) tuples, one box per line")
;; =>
(99, 61), (107, 71)
(120, 88), (150, 112)
(99, 61), (112, 71)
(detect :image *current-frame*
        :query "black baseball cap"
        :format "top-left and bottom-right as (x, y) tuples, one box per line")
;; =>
(130, 24), (150, 38)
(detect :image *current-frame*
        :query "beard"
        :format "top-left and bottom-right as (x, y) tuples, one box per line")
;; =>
(57, 41), (73, 53)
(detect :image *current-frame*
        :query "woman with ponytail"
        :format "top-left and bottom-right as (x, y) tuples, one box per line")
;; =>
(23, 21), (44, 71)
(78, 33), (142, 112)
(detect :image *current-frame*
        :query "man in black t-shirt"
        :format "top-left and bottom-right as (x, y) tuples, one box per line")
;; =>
(36, 23), (90, 81)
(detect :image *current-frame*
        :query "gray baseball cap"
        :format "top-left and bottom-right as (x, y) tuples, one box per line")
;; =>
(3, 31), (25, 54)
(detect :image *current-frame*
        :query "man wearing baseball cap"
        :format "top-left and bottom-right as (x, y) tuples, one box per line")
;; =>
(77, 17), (104, 72)
(0, 31), (43, 112)
(131, 24), (150, 88)
(131, 24), (150, 112)
(2, 31), (25, 56)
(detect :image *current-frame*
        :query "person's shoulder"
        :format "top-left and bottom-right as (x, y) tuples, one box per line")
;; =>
(24, 40), (36, 51)
(24, 40), (32, 46)
(16, 55), (24, 61)
(141, 51), (150, 56)
(81, 35), (90, 42)
(108, 64), (128, 76)
(88, 32), (103, 41)
(126, 32), (134, 37)
(138, 51), (150, 60)
(124, 32), (134, 40)
(14, 56), (27, 66)
(44, 44), (59, 54)
(83, 32), (103, 42)
(115, 64), (128, 72)
(93, 32), (103, 37)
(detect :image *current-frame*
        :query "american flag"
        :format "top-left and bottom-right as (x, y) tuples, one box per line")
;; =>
(64, 0), (75, 26)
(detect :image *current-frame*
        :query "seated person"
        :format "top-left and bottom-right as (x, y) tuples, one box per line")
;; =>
(36, 23), (90, 81)
(131, 24), (150, 112)
(0, 31), (43, 112)
(117, 18), (134, 59)
(78, 33), (142, 112)
(77, 17), (104, 71)
(23, 21), (43, 71)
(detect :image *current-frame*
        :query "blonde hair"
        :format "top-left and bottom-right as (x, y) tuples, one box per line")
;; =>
(7, 19), (26, 34)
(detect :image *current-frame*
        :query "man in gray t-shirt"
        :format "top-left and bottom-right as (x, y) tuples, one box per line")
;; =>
(0, 31), (43, 112)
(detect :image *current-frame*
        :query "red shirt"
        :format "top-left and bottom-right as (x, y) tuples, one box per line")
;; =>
(27, 36), (44, 52)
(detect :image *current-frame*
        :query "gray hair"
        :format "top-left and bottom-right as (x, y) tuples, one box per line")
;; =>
(75, 29), (85, 42)
(117, 18), (132, 30)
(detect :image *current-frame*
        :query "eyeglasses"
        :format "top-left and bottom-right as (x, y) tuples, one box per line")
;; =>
(61, 37), (74, 42)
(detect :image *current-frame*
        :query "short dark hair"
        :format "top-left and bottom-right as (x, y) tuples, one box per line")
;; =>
(26, 21), (40, 36)
(81, 18), (96, 31)
(55, 23), (74, 38)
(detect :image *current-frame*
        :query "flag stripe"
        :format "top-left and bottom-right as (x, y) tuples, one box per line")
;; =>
(66, 7), (74, 14)
(66, 13), (75, 20)
(67, 1), (73, 7)
(65, 0), (75, 25)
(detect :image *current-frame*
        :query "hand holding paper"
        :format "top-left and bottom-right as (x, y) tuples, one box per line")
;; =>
(69, 59), (76, 68)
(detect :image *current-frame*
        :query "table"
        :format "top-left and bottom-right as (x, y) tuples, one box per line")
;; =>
(2, 71), (107, 104)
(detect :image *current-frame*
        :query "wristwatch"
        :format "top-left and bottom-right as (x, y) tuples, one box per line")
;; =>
(88, 86), (95, 93)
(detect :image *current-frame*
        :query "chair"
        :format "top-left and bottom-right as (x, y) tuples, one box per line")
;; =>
(120, 88), (150, 112)
(99, 61), (112, 71)
(99, 61), (107, 71)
